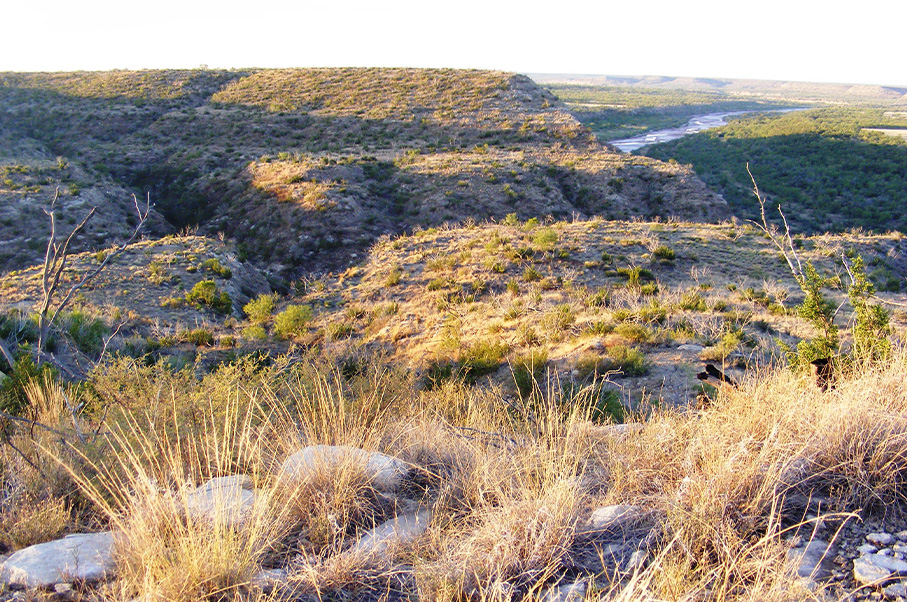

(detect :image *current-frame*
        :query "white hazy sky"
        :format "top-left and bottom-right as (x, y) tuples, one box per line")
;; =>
(3, 0), (904, 87)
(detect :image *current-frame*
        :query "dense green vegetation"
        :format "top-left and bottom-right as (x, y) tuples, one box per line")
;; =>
(639, 108), (907, 234)
(545, 84), (794, 140)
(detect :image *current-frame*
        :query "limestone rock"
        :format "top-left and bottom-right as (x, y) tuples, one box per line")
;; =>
(0, 531), (117, 588)
(626, 549), (647, 571)
(352, 509), (431, 554)
(869, 533), (896, 546)
(251, 568), (288, 592)
(787, 539), (836, 582)
(592, 423), (644, 439)
(853, 554), (907, 586)
(883, 581), (907, 598)
(585, 504), (642, 532)
(542, 579), (587, 602)
(186, 474), (257, 528)
(279, 445), (408, 491)
(677, 344), (704, 352)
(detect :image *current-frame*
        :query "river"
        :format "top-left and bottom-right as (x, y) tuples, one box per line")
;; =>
(608, 109), (804, 153)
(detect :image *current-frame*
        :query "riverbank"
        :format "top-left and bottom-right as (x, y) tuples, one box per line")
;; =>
(609, 108), (805, 152)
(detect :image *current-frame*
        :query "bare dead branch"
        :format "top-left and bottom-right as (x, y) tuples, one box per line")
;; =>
(0, 410), (72, 439)
(36, 192), (151, 362)
(0, 338), (14, 370)
(747, 163), (803, 282)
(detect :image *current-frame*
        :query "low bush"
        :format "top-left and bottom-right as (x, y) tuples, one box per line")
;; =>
(243, 293), (278, 323)
(201, 257), (232, 279)
(185, 280), (232, 315)
(274, 304), (313, 338)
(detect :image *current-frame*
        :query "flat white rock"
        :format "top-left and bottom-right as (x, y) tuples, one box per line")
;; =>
(352, 509), (431, 554)
(186, 475), (257, 528)
(853, 554), (907, 586)
(884, 581), (907, 598)
(0, 531), (117, 588)
(677, 344), (704, 352)
(279, 445), (408, 491)
(586, 504), (641, 532)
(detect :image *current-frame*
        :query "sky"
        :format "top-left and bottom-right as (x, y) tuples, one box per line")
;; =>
(3, 0), (904, 87)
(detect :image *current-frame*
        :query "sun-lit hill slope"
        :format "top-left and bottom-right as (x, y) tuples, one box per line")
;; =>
(3, 218), (903, 405)
(0, 68), (730, 277)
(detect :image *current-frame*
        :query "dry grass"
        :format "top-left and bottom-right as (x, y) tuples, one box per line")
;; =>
(2, 346), (906, 600)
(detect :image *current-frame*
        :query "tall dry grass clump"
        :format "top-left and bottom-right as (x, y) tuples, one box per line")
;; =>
(600, 350), (907, 600)
(4, 346), (906, 600)
(67, 389), (287, 600)
(0, 375), (77, 551)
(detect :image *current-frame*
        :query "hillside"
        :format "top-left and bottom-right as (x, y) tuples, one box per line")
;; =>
(2, 69), (907, 602)
(0, 68), (728, 278)
(3, 218), (904, 408)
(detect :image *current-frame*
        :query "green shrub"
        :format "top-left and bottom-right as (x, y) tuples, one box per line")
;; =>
(185, 280), (232, 315)
(59, 310), (108, 356)
(0, 353), (57, 415)
(326, 322), (355, 341)
(702, 330), (744, 361)
(606, 344), (648, 376)
(458, 340), (508, 382)
(679, 290), (707, 312)
(848, 255), (892, 364)
(652, 245), (676, 261)
(242, 324), (267, 340)
(202, 258), (232, 279)
(385, 266), (403, 286)
(617, 266), (655, 287)
(184, 329), (214, 346)
(585, 288), (610, 308)
(532, 228), (558, 251)
(614, 322), (652, 344)
(560, 382), (624, 424)
(274, 304), (313, 338)
(541, 304), (574, 335)
(427, 278), (448, 291)
(522, 266), (541, 282)
(243, 293), (278, 323)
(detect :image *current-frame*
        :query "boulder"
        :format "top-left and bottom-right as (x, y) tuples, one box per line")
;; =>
(279, 445), (408, 491)
(868, 532), (896, 546)
(0, 531), (117, 588)
(352, 509), (431, 554)
(186, 474), (257, 528)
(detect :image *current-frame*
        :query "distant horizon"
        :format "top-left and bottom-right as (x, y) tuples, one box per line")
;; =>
(2, 67), (904, 91)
